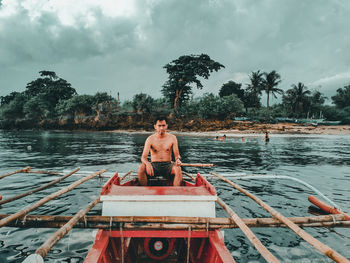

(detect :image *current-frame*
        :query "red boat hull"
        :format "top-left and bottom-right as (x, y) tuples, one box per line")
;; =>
(85, 229), (235, 263)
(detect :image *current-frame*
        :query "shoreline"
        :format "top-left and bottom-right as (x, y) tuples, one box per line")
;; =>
(2, 123), (350, 136)
(105, 123), (350, 136)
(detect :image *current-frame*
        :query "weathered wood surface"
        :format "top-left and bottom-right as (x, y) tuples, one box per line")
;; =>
(0, 169), (106, 228)
(217, 197), (280, 263)
(181, 163), (214, 167)
(120, 170), (133, 181)
(182, 171), (195, 181)
(210, 171), (350, 263)
(1, 214), (348, 229)
(0, 168), (80, 206)
(0, 166), (30, 180)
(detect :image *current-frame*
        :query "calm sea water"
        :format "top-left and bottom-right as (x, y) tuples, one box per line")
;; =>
(0, 130), (349, 263)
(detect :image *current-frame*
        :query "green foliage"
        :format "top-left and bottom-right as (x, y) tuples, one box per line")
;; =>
(152, 98), (172, 115)
(331, 85), (350, 108)
(219, 81), (244, 98)
(23, 94), (51, 120)
(0, 93), (26, 119)
(308, 91), (327, 118)
(254, 104), (288, 120)
(56, 95), (95, 116)
(197, 93), (244, 120)
(92, 92), (114, 104)
(132, 93), (154, 115)
(0, 92), (21, 106)
(322, 105), (350, 123)
(261, 70), (283, 109)
(283, 82), (311, 117)
(176, 99), (201, 118)
(245, 71), (263, 111)
(162, 54), (224, 110)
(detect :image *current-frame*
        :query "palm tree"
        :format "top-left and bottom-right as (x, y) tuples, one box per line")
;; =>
(288, 82), (311, 116)
(246, 70), (264, 112)
(261, 70), (283, 109)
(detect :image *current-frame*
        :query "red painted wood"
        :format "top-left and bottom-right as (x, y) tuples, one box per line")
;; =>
(84, 230), (110, 263)
(209, 230), (236, 263)
(106, 185), (213, 196)
(109, 230), (209, 238)
(308, 195), (350, 220)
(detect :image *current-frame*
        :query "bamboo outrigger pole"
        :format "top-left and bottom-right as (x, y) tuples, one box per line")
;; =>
(181, 163), (214, 167)
(210, 172), (350, 263)
(0, 168), (80, 206)
(0, 213), (347, 229)
(22, 197), (101, 263)
(3, 215), (349, 230)
(217, 197), (280, 263)
(182, 171), (195, 181)
(0, 166), (30, 180)
(0, 169), (106, 228)
(120, 170), (133, 181)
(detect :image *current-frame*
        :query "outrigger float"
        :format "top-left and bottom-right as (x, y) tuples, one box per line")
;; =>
(0, 166), (349, 263)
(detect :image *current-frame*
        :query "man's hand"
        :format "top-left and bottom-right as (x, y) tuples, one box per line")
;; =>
(175, 158), (182, 167)
(145, 162), (154, 176)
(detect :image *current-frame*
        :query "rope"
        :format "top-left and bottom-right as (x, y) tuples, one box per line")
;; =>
(208, 174), (342, 210)
(187, 226), (191, 263)
(120, 223), (124, 263)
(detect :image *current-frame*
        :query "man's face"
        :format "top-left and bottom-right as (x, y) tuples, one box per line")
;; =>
(154, 120), (168, 135)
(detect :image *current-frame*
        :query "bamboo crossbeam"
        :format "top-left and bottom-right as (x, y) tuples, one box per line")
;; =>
(181, 163), (214, 167)
(0, 168), (80, 206)
(210, 172), (350, 263)
(1, 214), (347, 229)
(0, 166), (30, 180)
(308, 195), (350, 221)
(182, 171), (195, 181)
(120, 170), (133, 181)
(0, 169), (106, 228)
(217, 197), (280, 263)
(25, 170), (61, 175)
(35, 197), (100, 259)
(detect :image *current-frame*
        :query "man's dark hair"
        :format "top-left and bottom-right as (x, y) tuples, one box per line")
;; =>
(153, 115), (168, 124)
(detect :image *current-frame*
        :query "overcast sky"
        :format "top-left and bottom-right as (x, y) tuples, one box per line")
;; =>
(1, 0), (350, 103)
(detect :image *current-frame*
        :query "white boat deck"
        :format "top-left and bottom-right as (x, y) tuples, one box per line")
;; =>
(101, 185), (217, 217)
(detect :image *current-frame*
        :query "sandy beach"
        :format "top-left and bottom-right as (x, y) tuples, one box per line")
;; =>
(108, 123), (350, 136)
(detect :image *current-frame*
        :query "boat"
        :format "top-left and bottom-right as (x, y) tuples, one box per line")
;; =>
(84, 173), (235, 262)
(2, 167), (350, 263)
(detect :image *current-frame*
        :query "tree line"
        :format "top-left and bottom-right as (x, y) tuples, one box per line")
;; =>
(1, 54), (350, 129)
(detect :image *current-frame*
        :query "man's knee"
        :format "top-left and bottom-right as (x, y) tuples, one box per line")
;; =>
(172, 165), (182, 175)
(138, 163), (146, 173)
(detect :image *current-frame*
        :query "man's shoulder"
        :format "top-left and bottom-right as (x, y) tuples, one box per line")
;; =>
(166, 133), (177, 140)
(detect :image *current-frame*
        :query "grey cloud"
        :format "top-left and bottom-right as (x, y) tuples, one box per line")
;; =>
(1, 0), (350, 101)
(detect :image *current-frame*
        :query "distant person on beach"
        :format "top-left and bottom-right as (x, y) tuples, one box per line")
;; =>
(265, 131), (270, 142)
(137, 116), (182, 186)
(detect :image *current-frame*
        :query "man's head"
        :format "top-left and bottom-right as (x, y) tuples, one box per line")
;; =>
(154, 116), (168, 135)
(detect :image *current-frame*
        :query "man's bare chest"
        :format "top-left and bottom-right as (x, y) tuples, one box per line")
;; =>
(150, 140), (173, 153)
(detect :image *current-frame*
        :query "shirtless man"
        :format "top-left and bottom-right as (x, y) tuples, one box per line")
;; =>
(137, 117), (182, 186)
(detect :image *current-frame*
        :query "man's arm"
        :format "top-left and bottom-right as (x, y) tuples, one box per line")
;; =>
(172, 136), (182, 166)
(141, 137), (154, 176)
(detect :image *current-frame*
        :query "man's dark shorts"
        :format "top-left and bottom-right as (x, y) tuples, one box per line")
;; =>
(150, 162), (174, 180)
